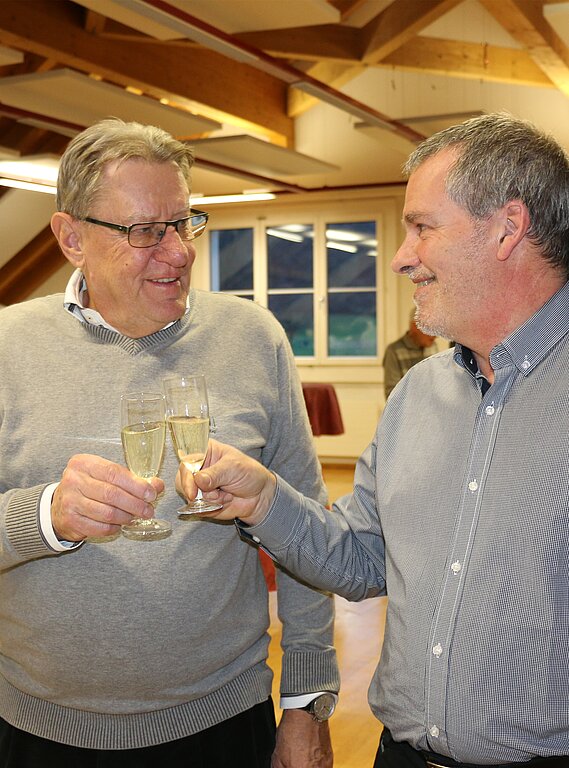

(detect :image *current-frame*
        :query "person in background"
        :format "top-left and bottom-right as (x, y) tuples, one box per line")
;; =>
(178, 113), (569, 768)
(0, 118), (338, 768)
(382, 311), (438, 399)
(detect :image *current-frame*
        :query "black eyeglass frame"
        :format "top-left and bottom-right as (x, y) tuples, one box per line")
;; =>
(83, 208), (209, 248)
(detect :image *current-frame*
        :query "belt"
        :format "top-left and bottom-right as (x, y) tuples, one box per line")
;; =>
(379, 728), (567, 768)
(422, 756), (569, 768)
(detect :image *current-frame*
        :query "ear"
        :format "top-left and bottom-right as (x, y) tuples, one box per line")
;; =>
(50, 212), (85, 268)
(495, 201), (531, 262)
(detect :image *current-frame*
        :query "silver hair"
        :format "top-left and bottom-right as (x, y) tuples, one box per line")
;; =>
(56, 118), (194, 219)
(403, 113), (569, 278)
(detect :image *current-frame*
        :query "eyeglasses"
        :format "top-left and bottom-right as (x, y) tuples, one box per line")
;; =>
(83, 208), (209, 248)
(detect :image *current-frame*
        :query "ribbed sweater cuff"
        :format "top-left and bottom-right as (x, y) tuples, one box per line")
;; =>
(5, 485), (56, 559)
(280, 649), (340, 695)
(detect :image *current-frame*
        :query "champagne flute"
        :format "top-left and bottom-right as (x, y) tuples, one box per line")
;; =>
(120, 392), (171, 540)
(163, 374), (223, 514)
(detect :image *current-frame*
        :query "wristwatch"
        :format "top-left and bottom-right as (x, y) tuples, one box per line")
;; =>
(302, 692), (337, 722)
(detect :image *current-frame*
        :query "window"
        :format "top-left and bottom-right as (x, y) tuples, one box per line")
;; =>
(210, 228), (253, 299)
(203, 199), (396, 363)
(267, 224), (314, 356)
(326, 220), (377, 357)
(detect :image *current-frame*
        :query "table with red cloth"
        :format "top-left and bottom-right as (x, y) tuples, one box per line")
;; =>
(301, 382), (344, 436)
(259, 383), (344, 590)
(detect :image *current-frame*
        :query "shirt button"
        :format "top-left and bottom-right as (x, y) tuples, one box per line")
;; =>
(468, 479), (478, 492)
(451, 561), (462, 574)
(430, 725), (440, 738)
(485, 405), (495, 415)
(432, 643), (443, 657)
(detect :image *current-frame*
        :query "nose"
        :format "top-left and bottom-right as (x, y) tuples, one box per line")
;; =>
(391, 232), (421, 275)
(153, 226), (195, 266)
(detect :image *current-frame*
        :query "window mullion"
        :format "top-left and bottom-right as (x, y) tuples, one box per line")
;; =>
(313, 217), (328, 364)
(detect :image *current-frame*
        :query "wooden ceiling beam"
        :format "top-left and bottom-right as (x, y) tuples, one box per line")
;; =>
(0, 0), (294, 143)
(288, 0), (464, 117)
(0, 226), (65, 304)
(480, 0), (569, 97)
(359, 0), (464, 64)
(241, 25), (553, 90)
(237, 24), (360, 64)
(381, 36), (554, 87)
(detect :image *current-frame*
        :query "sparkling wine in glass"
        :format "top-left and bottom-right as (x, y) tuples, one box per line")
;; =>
(163, 374), (223, 515)
(120, 392), (171, 540)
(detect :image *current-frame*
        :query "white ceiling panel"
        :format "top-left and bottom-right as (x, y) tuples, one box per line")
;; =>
(0, 69), (220, 136)
(191, 135), (339, 177)
(169, 0), (340, 33)
(73, 0), (339, 39)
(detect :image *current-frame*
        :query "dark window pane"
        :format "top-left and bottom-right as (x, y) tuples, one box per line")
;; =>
(327, 221), (377, 288)
(267, 225), (313, 289)
(268, 294), (314, 356)
(328, 292), (377, 356)
(210, 229), (253, 291)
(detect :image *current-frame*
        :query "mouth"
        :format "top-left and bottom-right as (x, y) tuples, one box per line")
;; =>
(412, 276), (435, 288)
(147, 277), (180, 285)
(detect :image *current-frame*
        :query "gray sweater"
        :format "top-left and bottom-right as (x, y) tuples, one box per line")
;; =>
(0, 289), (338, 749)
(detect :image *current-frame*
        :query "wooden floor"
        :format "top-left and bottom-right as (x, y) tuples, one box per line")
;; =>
(267, 464), (388, 768)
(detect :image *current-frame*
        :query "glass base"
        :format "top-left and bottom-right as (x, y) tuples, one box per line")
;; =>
(121, 518), (172, 540)
(177, 499), (223, 516)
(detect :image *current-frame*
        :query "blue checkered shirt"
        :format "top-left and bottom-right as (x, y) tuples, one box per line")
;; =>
(245, 281), (569, 764)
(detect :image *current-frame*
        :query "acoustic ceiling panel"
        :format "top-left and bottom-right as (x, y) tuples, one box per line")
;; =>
(0, 69), (220, 136)
(73, 0), (339, 39)
(191, 135), (339, 177)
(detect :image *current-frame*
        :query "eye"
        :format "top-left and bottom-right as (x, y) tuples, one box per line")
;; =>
(135, 224), (155, 236)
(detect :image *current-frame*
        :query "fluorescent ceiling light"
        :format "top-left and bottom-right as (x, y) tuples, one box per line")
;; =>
(326, 241), (358, 253)
(266, 228), (304, 243)
(0, 178), (56, 194)
(191, 192), (276, 205)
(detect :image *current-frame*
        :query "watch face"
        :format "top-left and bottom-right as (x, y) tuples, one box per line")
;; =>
(312, 692), (336, 721)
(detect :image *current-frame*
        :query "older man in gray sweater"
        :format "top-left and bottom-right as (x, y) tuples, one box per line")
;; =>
(0, 119), (338, 767)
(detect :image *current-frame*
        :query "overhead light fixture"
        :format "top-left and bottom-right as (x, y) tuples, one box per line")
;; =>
(191, 192), (276, 205)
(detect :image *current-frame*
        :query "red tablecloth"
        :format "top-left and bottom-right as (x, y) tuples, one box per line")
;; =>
(302, 383), (344, 436)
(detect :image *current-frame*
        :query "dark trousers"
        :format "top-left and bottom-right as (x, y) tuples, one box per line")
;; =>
(374, 728), (568, 768)
(0, 698), (276, 768)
